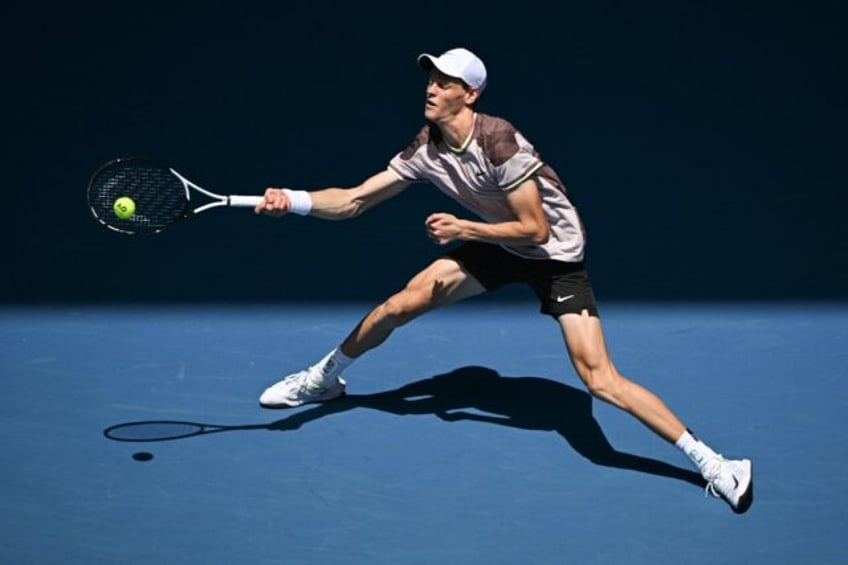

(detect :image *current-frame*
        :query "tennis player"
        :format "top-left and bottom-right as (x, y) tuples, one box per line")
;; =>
(254, 48), (753, 513)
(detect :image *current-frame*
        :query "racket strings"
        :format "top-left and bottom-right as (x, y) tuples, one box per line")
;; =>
(88, 159), (189, 235)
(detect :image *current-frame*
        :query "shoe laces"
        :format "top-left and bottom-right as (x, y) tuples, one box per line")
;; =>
(289, 369), (328, 393)
(705, 481), (720, 499)
(281, 371), (310, 392)
(702, 456), (729, 499)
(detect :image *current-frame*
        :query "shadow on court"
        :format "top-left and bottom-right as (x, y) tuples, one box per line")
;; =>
(104, 366), (704, 488)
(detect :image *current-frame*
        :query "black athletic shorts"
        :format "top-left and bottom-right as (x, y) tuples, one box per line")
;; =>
(446, 242), (599, 318)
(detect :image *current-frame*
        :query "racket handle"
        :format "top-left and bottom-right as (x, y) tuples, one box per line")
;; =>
(229, 195), (264, 207)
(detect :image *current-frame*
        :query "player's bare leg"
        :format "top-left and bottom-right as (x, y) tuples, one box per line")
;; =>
(340, 258), (486, 357)
(558, 310), (753, 513)
(558, 310), (685, 441)
(259, 258), (484, 408)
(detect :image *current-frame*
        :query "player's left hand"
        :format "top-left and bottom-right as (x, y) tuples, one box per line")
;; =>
(426, 213), (464, 245)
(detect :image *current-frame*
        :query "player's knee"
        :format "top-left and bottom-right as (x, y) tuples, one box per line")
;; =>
(580, 366), (625, 408)
(378, 290), (428, 328)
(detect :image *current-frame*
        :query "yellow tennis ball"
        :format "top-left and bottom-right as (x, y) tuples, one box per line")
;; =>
(113, 196), (136, 220)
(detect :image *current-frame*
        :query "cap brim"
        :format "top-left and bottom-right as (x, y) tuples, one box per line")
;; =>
(417, 53), (436, 71)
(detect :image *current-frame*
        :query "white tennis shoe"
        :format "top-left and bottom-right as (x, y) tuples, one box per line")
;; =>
(703, 457), (753, 514)
(259, 368), (346, 408)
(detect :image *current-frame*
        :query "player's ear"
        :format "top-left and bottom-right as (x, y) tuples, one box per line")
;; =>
(465, 87), (482, 106)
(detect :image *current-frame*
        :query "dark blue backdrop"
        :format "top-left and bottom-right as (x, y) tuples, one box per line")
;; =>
(5, 0), (846, 303)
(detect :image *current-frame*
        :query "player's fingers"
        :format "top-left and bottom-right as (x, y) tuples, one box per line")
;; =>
(256, 197), (273, 215)
(254, 195), (269, 214)
(256, 188), (276, 214)
(426, 224), (449, 245)
(425, 219), (439, 237)
(426, 213), (445, 225)
(257, 188), (293, 217)
(267, 188), (290, 206)
(263, 187), (283, 200)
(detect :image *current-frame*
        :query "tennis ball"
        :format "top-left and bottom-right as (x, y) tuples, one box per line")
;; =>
(113, 196), (136, 220)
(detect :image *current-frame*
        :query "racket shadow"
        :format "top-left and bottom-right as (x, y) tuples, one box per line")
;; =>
(103, 365), (704, 488)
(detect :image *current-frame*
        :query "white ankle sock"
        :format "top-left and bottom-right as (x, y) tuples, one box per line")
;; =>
(309, 347), (354, 385)
(675, 429), (720, 474)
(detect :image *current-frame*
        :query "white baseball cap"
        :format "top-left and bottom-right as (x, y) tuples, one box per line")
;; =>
(417, 48), (488, 93)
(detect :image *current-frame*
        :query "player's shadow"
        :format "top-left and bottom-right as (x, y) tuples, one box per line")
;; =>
(268, 365), (705, 487)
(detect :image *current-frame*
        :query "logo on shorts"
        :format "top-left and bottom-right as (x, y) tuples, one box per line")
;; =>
(556, 294), (575, 303)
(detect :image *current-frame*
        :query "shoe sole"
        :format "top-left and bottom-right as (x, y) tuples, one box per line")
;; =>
(259, 383), (346, 409)
(259, 391), (346, 409)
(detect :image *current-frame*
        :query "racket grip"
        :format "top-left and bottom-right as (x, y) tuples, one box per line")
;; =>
(229, 195), (264, 207)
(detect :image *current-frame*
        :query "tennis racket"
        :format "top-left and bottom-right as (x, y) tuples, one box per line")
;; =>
(87, 157), (264, 235)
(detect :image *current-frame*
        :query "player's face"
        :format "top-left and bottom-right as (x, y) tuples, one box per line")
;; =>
(424, 70), (477, 123)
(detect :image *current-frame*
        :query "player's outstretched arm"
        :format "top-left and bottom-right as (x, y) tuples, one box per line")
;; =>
(255, 170), (408, 220)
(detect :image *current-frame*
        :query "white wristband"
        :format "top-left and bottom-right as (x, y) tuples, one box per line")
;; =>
(281, 189), (313, 216)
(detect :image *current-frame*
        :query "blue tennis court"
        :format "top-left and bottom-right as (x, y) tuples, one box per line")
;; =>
(2, 301), (845, 563)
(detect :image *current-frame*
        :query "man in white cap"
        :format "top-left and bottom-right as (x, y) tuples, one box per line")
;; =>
(254, 48), (753, 514)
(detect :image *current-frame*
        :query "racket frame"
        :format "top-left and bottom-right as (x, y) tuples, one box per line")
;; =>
(87, 157), (264, 235)
(170, 168), (263, 214)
